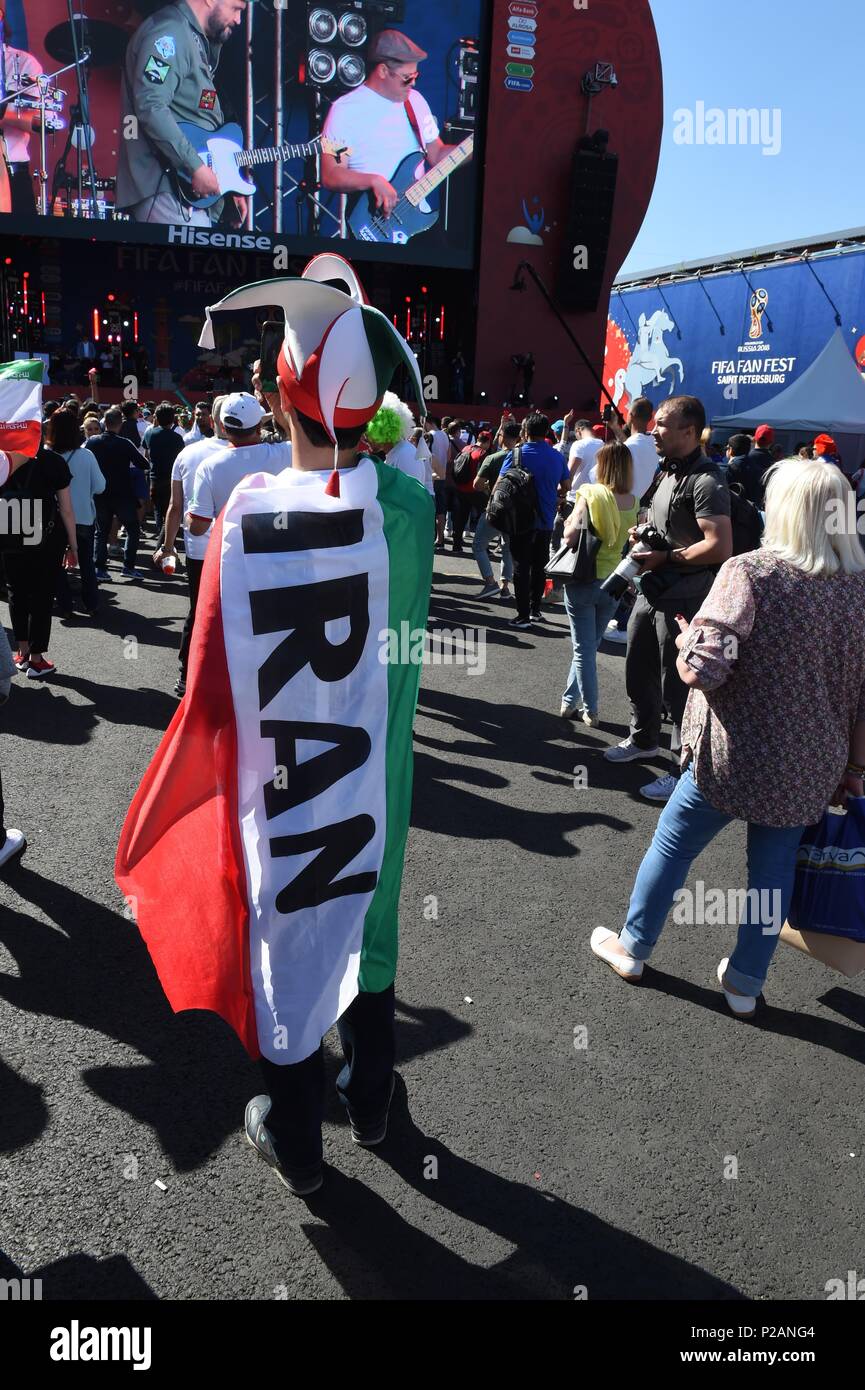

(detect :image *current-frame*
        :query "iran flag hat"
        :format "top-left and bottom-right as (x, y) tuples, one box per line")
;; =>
(198, 253), (424, 445)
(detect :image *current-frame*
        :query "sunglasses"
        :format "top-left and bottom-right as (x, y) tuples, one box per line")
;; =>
(386, 65), (418, 85)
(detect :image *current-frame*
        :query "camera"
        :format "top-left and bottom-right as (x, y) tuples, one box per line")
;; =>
(600, 524), (670, 601)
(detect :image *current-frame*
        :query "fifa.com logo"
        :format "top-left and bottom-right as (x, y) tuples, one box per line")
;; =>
(378, 622), (487, 675)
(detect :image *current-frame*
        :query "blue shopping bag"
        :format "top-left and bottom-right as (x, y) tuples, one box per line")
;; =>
(788, 798), (865, 943)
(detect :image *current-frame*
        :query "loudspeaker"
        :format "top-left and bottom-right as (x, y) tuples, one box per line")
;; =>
(556, 144), (619, 313)
(305, 2), (406, 94)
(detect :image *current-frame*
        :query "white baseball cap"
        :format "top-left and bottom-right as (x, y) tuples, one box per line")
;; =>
(221, 391), (265, 431)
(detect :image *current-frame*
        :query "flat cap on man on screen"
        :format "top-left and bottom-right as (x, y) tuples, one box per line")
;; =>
(368, 29), (428, 65)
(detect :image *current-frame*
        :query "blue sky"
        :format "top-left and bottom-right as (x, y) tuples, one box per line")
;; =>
(619, 0), (862, 276)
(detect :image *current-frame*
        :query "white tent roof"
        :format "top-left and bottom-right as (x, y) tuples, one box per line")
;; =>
(712, 328), (865, 433)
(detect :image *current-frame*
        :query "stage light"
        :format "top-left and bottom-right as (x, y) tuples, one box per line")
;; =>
(309, 48), (337, 84)
(107, 293), (115, 302)
(309, 8), (337, 44)
(337, 52), (365, 87)
(3, 257), (11, 265)
(479, 390), (487, 400)
(338, 12), (367, 46)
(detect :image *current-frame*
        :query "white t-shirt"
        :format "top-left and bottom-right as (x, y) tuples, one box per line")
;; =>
(189, 442), (293, 530)
(387, 438), (429, 491)
(171, 437), (224, 561)
(567, 436), (603, 500)
(624, 430), (660, 501)
(323, 85), (439, 181)
(2, 48), (42, 162)
(429, 428), (449, 480)
(183, 424), (203, 446)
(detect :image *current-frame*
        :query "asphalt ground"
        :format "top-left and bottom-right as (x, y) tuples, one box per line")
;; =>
(0, 532), (863, 1303)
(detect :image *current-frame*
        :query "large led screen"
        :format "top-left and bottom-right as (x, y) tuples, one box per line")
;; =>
(0, 0), (487, 269)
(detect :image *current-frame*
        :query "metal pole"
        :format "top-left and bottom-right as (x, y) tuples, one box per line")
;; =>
(245, 1), (254, 229)
(273, 2), (283, 233)
(515, 260), (623, 419)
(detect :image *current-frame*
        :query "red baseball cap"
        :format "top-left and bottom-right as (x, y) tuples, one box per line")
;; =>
(813, 433), (837, 456)
(754, 425), (774, 445)
(592, 423), (606, 438)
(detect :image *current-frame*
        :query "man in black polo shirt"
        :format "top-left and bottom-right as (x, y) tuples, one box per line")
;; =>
(86, 406), (146, 579)
(143, 403), (185, 537)
(605, 395), (732, 802)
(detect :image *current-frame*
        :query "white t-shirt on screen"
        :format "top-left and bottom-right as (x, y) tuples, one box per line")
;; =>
(2, 48), (42, 162)
(323, 85), (439, 182)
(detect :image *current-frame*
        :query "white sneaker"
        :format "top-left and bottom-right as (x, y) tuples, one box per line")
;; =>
(582, 710), (599, 727)
(0, 828), (26, 869)
(640, 773), (678, 802)
(590, 927), (644, 980)
(604, 738), (659, 763)
(717, 958), (757, 1019)
(604, 626), (628, 645)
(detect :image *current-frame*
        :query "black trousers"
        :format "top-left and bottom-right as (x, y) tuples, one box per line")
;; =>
(452, 490), (483, 549)
(626, 584), (711, 749)
(509, 528), (552, 619)
(0, 766), (6, 847)
(178, 556), (204, 677)
(9, 164), (35, 217)
(259, 984), (396, 1172)
(2, 532), (66, 653)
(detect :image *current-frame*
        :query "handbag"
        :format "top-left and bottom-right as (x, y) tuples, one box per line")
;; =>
(545, 517), (601, 583)
(780, 798), (865, 977)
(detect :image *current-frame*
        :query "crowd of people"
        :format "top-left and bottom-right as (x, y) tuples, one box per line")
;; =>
(2, 364), (865, 1144)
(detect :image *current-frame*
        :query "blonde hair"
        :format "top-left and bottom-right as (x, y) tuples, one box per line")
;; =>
(762, 458), (865, 577)
(595, 442), (633, 494)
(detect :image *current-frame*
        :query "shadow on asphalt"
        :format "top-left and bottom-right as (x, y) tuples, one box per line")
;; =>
(300, 1075), (746, 1301)
(0, 1055), (48, 1153)
(0, 671), (178, 742)
(0, 1248), (157, 1300)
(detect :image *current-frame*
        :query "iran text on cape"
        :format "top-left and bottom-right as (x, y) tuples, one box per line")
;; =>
(116, 458), (433, 1061)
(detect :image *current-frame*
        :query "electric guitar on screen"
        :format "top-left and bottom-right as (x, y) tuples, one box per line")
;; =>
(174, 122), (350, 209)
(347, 134), (474, 245)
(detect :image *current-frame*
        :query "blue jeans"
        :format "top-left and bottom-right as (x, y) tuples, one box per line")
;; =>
(562, 579), (618, 713)
(473, 512), (513, 583)
(620, 765), (806, 995)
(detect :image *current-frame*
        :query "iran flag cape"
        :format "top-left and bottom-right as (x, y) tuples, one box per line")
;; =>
(0, 359), (42, 456)
(116, 457), (433, 1063)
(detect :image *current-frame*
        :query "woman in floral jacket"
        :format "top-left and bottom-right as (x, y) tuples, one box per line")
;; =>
(591, 458), (865, 1017)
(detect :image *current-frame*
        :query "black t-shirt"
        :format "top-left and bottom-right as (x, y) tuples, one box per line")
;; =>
(118, 419), (143, 448)
(0, 446), (72, 550)
(85, 432), (142, 504)
(145, 426), (185, 484)
(649, 450), (730, 572)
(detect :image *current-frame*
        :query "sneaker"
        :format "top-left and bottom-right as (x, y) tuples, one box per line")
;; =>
(590, 926), (644, 981)
(509, 617), (532, 630)
(122, 568), (142, 581)
(95, 568), (111, 581)
(477, 581), (499, 599)
(26, 658), (56, 680)
(529, 610), (546, 623)
(604, 626), (628, 645)
(13, 652), (29, 673)
(640, 773), (678, 802)
(348, 1075), (396, 1147)
(498, 586), (512, 600)
(582, 710), (600, 728)
(604, 737), (659, 763)
(174, 676), (186, 697)
(0, 829), (26, 870)
(434, 543), (446, 553)
(716, 958), (758, 1019)
(560, 703), (582, 720)
(451, 544), (464, 554)
(244, 1095), (324, 1196)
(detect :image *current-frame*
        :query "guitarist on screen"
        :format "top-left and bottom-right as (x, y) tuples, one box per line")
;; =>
(117, 0), (248, 228)
(321, 29), (471, 235)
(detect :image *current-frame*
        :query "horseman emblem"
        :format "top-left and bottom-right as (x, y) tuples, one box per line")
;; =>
(613, 310), (684, 409)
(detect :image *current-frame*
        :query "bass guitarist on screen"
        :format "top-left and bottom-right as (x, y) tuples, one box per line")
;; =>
(321, 29), (473, 244)
(116, 0), (248, 227)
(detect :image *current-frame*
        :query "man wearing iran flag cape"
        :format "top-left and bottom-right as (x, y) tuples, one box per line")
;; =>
(116, 254), (433, 1196)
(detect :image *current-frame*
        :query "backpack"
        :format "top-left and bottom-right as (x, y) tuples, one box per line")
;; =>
(452, 444), (485, 487)
(726, 479), (764, 555)
(486, 445), (538, 536)
(657, 461), (764, 560)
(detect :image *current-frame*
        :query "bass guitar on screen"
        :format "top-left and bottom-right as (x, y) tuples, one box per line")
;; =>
(174, 122), (350, 209)
(346, 134), (474, 245)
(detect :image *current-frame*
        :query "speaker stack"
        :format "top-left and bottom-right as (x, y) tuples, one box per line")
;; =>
(556, 134), (619, 313)
(305, 2), (406, 96)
